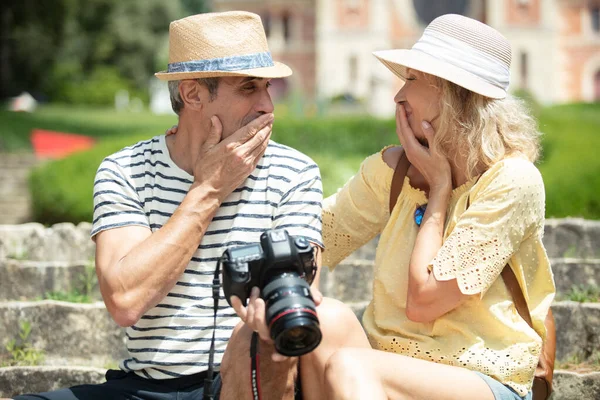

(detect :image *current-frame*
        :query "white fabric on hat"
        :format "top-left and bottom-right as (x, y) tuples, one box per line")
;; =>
(412, 29), (510, 92)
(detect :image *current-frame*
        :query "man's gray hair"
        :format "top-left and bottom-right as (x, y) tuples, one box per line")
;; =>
(168, 78), (220, 114)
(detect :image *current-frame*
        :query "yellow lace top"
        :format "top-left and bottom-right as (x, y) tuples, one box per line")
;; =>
(322, 148), (555, 396)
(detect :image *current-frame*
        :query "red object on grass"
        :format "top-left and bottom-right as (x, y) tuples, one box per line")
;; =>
(30, 129), (96, 159)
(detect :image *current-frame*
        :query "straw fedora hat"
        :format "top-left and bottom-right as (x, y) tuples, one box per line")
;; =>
(374, 14), (511, 99)
(155, 11), (291, 80)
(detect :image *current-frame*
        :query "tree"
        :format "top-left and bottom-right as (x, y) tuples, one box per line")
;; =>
(1, 0), (208, 103)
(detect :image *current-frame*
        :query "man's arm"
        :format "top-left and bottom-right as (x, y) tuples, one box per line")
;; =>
(95, 114), (273, 327)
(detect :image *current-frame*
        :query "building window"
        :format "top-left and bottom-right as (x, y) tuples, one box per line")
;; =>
(282, 12), (291, 43)
(591, 7), (600, 33)
(262, 12), (271, 38)
(349, 55), (358, 83)
(520, 51), (528, 89)
(413, 0), (468, 25)
(346, 0), (360, 13)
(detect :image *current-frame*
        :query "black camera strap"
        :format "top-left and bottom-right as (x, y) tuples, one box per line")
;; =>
(203, 257), (223, 400)
(204, 257), (262, 400)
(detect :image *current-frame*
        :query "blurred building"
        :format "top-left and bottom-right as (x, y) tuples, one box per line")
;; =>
(488, 0), (600, 104)
(213, 0), (600, 116)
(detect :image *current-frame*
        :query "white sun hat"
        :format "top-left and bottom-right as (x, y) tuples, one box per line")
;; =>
(373, 14), (511, 99)
(155, 11), (291, 81)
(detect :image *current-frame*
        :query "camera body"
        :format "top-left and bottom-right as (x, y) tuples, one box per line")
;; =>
(221, 229), (321, 357)
(222, 229), (316, 306)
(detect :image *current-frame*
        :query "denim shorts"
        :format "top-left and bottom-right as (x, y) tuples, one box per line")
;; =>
(475, 372), (532, 400)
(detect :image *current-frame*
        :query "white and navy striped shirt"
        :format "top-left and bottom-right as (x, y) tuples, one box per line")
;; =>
(91, 134), (323, 379)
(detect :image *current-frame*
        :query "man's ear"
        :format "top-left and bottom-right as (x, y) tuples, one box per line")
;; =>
(179, 80), (206, 111)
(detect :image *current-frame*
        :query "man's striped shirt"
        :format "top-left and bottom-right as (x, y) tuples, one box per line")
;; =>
(91, 134), (323, 379)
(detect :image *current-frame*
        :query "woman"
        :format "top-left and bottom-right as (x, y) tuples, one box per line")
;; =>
(321, 14), (555, 400)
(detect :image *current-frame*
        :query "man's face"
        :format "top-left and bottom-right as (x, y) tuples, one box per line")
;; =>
(202, 77), (274, 138)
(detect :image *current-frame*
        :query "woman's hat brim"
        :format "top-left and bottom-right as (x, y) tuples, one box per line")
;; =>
(155, 61), (292, 81)
(373, 49), (506, 99)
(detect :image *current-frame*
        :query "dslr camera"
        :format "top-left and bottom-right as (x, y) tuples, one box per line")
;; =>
(222, 229), (322, 357)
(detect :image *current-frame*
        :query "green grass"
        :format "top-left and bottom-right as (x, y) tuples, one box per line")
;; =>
(40, 290), (93, 303)
(537, 103), (600, 219)
(0, 105), (177, 152)
(555, 351), (600, 372)
(557, 285), (600, 303)
(0, 321), (44, 367)
(2, 102), (599, 223)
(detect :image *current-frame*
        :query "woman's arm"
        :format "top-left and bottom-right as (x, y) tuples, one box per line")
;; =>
(405, 186), (473, 323)
(395, 104), (473, 323)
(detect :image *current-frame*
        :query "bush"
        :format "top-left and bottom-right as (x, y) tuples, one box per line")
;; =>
(54, 66), (147, 106)
(30, 133), (151, 224)
(537, 103), (600, 219)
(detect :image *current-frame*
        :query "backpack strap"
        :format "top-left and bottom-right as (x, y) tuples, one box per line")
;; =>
(389, 148), (410, 212)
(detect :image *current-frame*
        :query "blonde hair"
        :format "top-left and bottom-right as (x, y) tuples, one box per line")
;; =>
(431, 76), (542, 179)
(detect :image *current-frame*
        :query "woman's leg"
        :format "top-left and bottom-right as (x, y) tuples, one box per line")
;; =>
(324, 348), (496, 400)
(220, 297), (371, 400)
(299, 297), (371, 400)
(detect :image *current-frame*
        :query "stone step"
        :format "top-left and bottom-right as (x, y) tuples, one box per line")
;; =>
(0, 219), (598, 265)
(0, 153), (39, 168)
(0, 259), (100, 302)
(0, 223), (95, 263)
(0, 300), (597, 366)
(0, 301), (126, 367)
(553, 258), (600, 295)
(0, 168), (30, 178)
(321, 258), (600, 305)
(0, 367), (597, 399)
(346, 301), (600, 364)
(0, 366), (106, 398)
(1, 256), (594, 303)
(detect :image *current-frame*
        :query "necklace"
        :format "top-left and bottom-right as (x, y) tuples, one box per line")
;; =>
(414, 204), (427, 226)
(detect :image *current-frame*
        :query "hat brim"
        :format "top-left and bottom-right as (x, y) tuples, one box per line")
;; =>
(373, 49), (506, 99)
(155, 61), (292, 81)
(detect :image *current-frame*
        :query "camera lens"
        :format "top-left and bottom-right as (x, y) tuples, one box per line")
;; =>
(262, 273), (322, 357)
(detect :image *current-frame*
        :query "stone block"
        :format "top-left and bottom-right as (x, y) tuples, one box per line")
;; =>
(552, 259), (600, 295)
(0, 260), (100, 301)
(0, 223), (95, 262)
(544, 218), (600, 259)
(549, 302), (600, 363)
(0, 366), (106, 398)
(320, 260), (373, 303)
(0, 301), (126, 366)
(552, 371), (600, 400)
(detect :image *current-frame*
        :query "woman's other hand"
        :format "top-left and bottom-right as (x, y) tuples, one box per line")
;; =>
(165, 125), (178, 136)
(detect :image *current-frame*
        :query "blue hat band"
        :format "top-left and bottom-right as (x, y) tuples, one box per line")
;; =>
(168, 51), (274, 73)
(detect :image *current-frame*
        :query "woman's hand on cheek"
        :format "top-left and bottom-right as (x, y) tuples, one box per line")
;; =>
(396, 104), (452, 191)
(165, 125), (178, 136)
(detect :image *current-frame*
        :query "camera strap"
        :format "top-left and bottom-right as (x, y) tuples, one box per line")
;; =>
(204, 257), (262, 400)
(203, 257), (223, 400)
(250, 331), (262, 400)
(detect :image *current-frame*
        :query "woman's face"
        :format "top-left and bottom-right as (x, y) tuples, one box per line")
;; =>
(394, 69), (441, 147)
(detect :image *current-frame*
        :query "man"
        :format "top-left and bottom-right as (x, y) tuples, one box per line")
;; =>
(10, 11), (368, 400)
